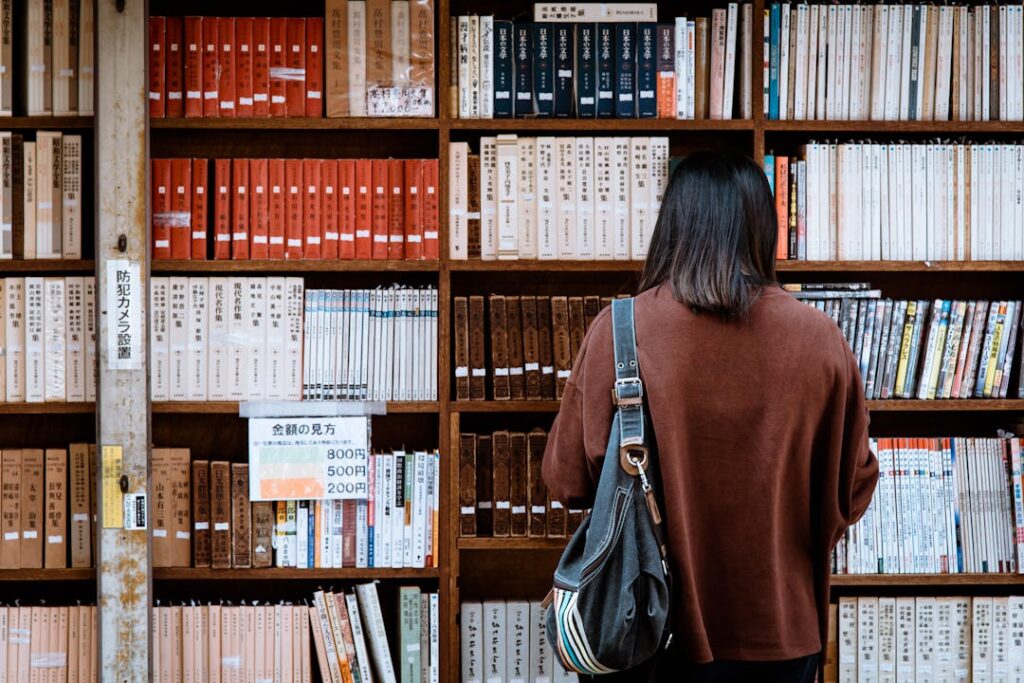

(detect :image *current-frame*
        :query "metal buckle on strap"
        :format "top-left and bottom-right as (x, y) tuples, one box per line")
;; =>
(612, 377), (643, 406)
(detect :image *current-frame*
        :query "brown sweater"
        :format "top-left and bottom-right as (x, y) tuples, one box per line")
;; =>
(542, 284), (878, 663)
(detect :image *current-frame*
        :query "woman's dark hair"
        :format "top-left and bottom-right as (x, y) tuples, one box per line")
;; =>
(638, 149), (778, 318)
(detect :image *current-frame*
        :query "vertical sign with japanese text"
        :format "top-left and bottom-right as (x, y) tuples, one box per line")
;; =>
(105, 260), (143, 370)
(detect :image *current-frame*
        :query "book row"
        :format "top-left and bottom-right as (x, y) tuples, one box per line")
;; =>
(831, 595), (1024, 682)
(458, 429), (586, 539)
(151, 157), (440, 262)
(0, 445), (95, 570)
(4, 0), (95, 116)
(0, 277), (96, 404)
(0, 605), (97, 683)
(767, 3), (1024, 122)
(0, 132), (84, 261)
(448, 136), (670, 261)
(769, 143), (1024, 262)
(453, 294), (619, 402)
(835, 437), (1024, 576)
(311, 586), (438, 683)
(790, 289), (1022, 400)
(150, 277), (304, 402)
(303, 287), (438, 402)
(460, 600), (579, 683)
(451, 5), (753, 120)
(153, 450), (440, 570)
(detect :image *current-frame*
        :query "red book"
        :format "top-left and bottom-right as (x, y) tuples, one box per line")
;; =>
(404, 159), (424, 260)
(338, 160), (356, 260)
(165, 17), (184, 117)
(252, 18), (271, 117)
(354, 160), (373, 259)
(302, 159), (322, 259)
(183, 17), (204, 117)
(285, 18), (306, 117)
(218, 18), (236, 117)
(231, 158), (250, 259)
(387, 159), (405, 260)
(151, 159), (171, 258)
(284, 159), (304, 259)
(774, 156), (788, 260)
(213, 160), (232, 259)
(249, 158), (270, 259)
(202, 17), (220, 117)
(370, 159), (389, 259)
(268, 159), (286, 259)
(304, 18), (324, 117)
(234, 17), (254, 118)
(422, 159), (439, 259)
(268, 19), (288, 117)
(321, 160), (339, 259)
(191, 158), (209, 259)
(169, 158), (193, 259)
(148, 17), (166, 118)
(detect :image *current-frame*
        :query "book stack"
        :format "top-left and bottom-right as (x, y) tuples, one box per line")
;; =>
(454, 294), (621, 401)
(451, 3), (753, 120)
(149, 277), (305, 402)
(768, 142), (1024, 261)
(148, 17), (325, 119)
(831, 596), (1024, 681)
(312, 585), (439, 683)
(151, 157), (440, 261)
(0, 445), (95, 570)
(303, 287), (438, 402)
(0, 132), (84, 260)
(766, 3), (1024, 121)
(460, 600), (579, 683)
(0, 277), (97, 403)
(836, 436), (1024, 575)
(17, 0), (95, 116)
(153, 450), (440, 570)
(449, 137), (671, 261)
(0, 606), (98, 681)
(459, 429), (586, 540)
(788, 285), (1022, 400)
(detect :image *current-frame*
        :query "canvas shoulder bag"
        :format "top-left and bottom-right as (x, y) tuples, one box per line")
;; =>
(544, 296), (673, 675)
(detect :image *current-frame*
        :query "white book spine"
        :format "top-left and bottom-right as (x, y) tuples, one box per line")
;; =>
(167, 277), (189, 402)
(793, 4), (809, 121)
(554, 137), (576, 259)
(345, 593), (375, 683)
(63, 277), (84, 402)
(347, 2), (367, 116)
(61, 135), (82, 259)
(479, 16), (495, 119)
(574, 137), (595, 260)
(483, 601), (507, 683)
(806, 5), (819, 121)
(722, 3), (739, 119)
(461, 602), (484, 683)
(685, 21), (696, 120)
(778, 4), (790, 120)
(480, 137), (498, 260)
(449, 141), (469, 259)
(42, 277), (65, 402)
(593, 138), (615, 260)
(535, 137), (557, 260)
(628, 137), (651, 260)
(496, 135), (520, 259)
(186, 277), (208, 401)
(468, 16), (481, 118)
(286, 278), (305, 400)
(355, 583), (398, 683)
(458, 16), (473, 119)
(517, 137), (538, 259)
(674, 18), (687, 119)
(83, 277), (96, 401)
(150, 277), (170, 402)
(505, 601), (529, 683)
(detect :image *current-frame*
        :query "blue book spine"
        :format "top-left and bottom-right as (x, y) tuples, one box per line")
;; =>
(308, 502), (316, 568)
(768, 4), (781, 120)
(514, 23), (535, 117)
(763, 153), (775, 195)
(636, 23), (657, 118)
(614, 23), (636, 118)
(596, 24), (615, 117)
(554, 25), (574, 116)
(575, 23), (597, 117)
(534, 23), (554, 116)
(493, 21), (515, 118)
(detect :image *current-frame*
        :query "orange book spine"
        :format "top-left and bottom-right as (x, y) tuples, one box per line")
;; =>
(268, 18), (288, 117)
(165, 17), (185, 117)
(422, 158), (439, 259)
(305, 18), (324, 117)
(338, 159), (357, 259)
(370, 159), (389, 259)
(285, 159), (304, 259)
(404, 159), (424, 260)
(213, 159), (232, 259)
(774, 155), (789, 260)
(252, 18), (271, 117)
(152, 159), (172, 259)
(303, 159), (323, 259)
(202, 17), (220, 117)
(148, 17), (166, 118)
(231, 158), (250, 259)
(217, 18), (236, 117)
(183, 17), (204, 118)
(169, 158), (193, 259)
(268, 158), (286, 259)
(285, 18), (307, 117)
(354, 159), (373, 259)
(191, 158), (209, 259)
(321, 159), (340, 259)
(387, 159), (405, 260)
(249, 158), (270, 259)
(234, 17), (255, 118)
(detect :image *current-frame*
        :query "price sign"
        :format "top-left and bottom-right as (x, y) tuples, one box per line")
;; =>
(248, 416), (370, 501)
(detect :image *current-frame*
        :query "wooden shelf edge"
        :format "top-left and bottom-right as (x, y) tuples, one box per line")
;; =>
(152, 401), (440, 414)
(452, 400), (1024, 413)
(450, 260), (643, 272)
(451, 401), (561, 413)
(0, 403), (95, 414)
(449, 260), (1024, 273)
(152, 259), (440, 273)
(766, 120), (1024, 134)
(458, 538), (567, 550)
(449, 118), (754, 131)
(0, 569), (94, 581)
(151, 117), (439, 130)
(832, 574), (1024, 586)
(0, 259), (95, 273)
(153, 567), (440, 580)
(0, 116), (93, 129)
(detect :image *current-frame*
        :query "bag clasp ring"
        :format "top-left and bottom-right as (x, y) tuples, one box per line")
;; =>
(620, 445), (649, 478)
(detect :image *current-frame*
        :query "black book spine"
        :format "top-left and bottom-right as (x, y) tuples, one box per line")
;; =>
(636, 22), (657, 118)
(533, 23), (554, 117)
(575, 23), (597, 117)
(656, 24), (674, 119)
(596, 24), (615, 118)
(514, 23), (535, 117)
(493, 20), (515, 118)
(553, 24), (574, 117)
(614, 22), (636, 118)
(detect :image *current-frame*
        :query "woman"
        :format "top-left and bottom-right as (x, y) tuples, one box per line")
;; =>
(542, 150), (878, 682)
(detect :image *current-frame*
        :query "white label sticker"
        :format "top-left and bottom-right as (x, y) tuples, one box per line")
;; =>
(106, 260), (143, 370)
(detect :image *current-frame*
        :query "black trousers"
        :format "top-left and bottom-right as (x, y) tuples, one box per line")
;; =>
(585, 652), (821, 683)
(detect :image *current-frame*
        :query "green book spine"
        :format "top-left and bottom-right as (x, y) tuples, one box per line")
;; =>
(399, 586), (423, 683)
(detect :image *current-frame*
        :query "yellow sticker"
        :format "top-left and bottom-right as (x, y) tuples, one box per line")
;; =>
(101, 445), (124, 529)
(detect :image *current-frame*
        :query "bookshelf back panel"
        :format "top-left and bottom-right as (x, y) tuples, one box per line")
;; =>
(149, 0), (328, 17)
(0, 414), (95, 448)
(150, 129), (440, 160)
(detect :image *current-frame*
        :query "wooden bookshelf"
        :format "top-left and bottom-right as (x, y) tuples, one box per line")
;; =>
(0, 259), (96, 273)
(0, 116), (94, 129)
(0, 569), (94, 581)
(152, 259), (440, 273)
(150, 117), (441, 130)
(151, 401), (441, 414)
(0, 403), (95, 414)
(153, 567), (440, 580)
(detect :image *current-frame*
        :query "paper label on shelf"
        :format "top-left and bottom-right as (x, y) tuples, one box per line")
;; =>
(101, 445), (124, 529)
(123, 491), (148, 530)
(105, 260), (143, 370)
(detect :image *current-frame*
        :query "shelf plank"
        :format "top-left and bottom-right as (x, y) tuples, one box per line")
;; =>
(153, 259), (439, 273)
(766, 120), (1024, 134)
(0, 260), (95, 273)
(458, 538), (568, 550)
(449, 118), (754, 131)
(0, 403), (95, 414)
(831, 574), (1024, 586)
(152, 401), (440, 414)
(151, 117), (439, 130)
(154, 567), (440, 580)
(452, 400), (1024, 413)
(449, 260), (1024, 273)
(0, 116), (94, 129)
(450, 261), (643, 272)
(452, 401), (561, 413)
(0, 569), (95, 581)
